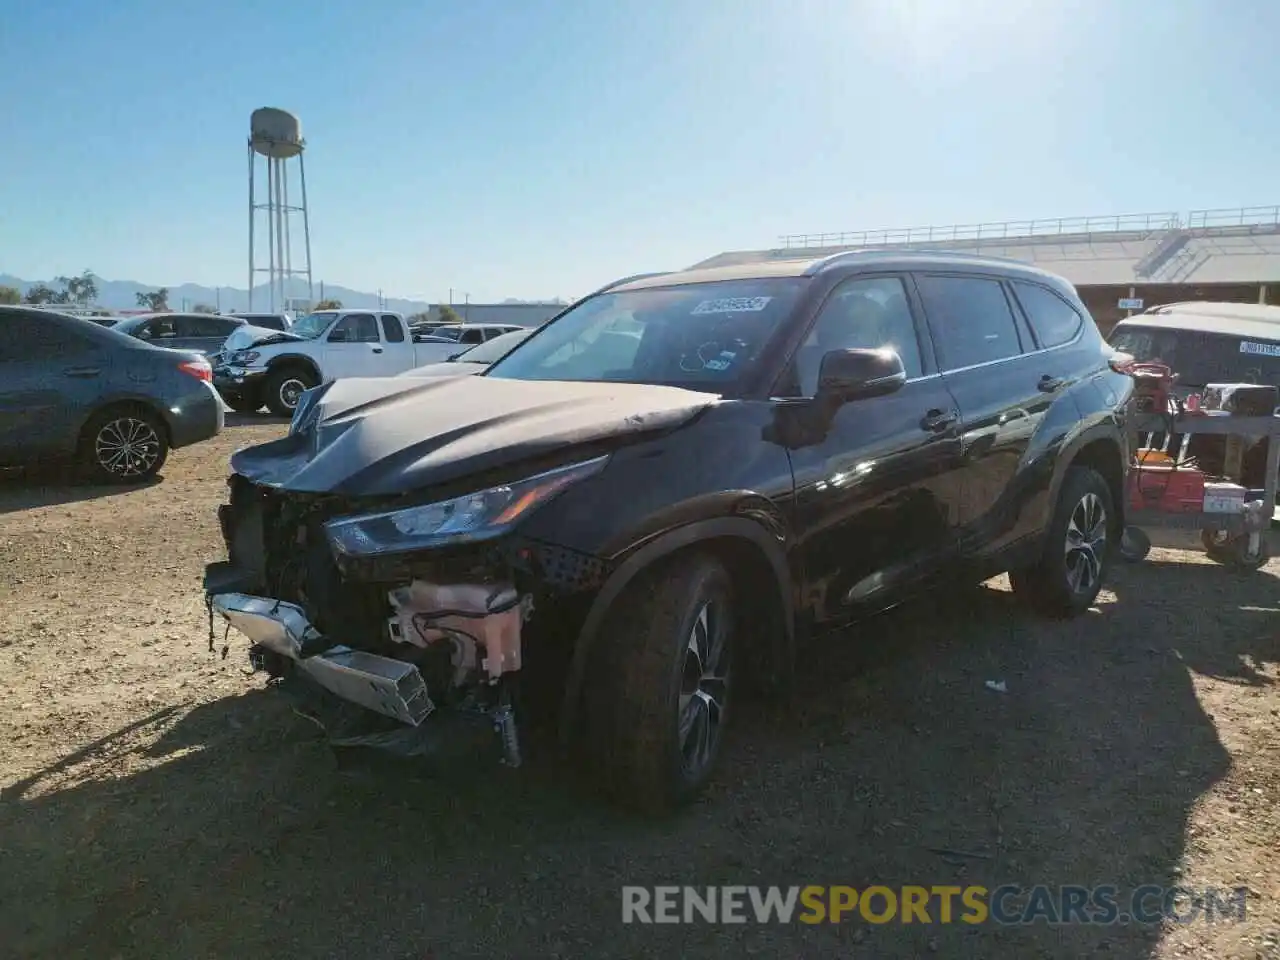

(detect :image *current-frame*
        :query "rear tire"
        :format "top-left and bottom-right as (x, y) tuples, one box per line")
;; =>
(78, 406), (169, 484)
(581, 554), (735, 814)
(1010, 466), (1115, 618)
(264, 367), (315, 417)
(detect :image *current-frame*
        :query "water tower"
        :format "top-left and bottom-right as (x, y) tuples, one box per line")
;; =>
(248, 107), (313, 312)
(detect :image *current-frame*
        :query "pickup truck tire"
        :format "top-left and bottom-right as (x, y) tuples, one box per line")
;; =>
(581, 553), (734, 814)
(264, 367), (316, 417)
(1010, 465), (1115, 618)
(78, 405), (170, 484)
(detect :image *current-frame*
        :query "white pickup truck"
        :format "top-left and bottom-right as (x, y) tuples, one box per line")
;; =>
(211, 309), (465, 415)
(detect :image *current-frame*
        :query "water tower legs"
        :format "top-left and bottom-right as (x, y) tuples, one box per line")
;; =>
(247, 139), (313, 313)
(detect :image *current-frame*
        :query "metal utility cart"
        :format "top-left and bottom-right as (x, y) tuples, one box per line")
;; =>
(1125, 408), (1280, 569)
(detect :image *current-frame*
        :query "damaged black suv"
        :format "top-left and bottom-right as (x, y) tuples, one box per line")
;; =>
(205, 251), (1132, 812)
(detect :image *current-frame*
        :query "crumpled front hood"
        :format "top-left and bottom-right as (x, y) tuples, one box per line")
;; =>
(230, 375), (718, 496)
(223, 324), (306, 352)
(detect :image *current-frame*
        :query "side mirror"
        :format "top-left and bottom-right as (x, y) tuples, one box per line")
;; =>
(327, 328), (350, 343)
(816, 348), (906, 402)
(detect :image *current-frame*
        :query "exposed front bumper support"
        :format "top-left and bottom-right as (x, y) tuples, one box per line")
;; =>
(210, 592), (434, 726)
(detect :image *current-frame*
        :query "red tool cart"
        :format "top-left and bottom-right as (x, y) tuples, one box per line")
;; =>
(1122, 376), (1280, 569)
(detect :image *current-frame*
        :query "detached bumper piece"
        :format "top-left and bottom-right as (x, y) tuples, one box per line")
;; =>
(211, 592), (434, 725)
(207, 588), (523, 768)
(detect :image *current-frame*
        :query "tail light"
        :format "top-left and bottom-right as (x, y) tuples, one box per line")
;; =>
(178, 359), (212, 382)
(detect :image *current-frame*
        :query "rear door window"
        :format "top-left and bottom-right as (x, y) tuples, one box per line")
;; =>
(329, 313), (381, 343)
(380, 314), (405, 342)
(144, 317), (177, 340)
(0, 316), (94, 362)
(915, 274), (1025, 370)
(1009, 281), (1084, 349)
(181, 315), (238, 338)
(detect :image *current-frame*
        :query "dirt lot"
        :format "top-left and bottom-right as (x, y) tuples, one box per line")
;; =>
(0, 420), (1277, 959)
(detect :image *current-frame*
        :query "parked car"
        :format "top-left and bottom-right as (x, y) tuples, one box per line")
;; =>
(204, 252), (1132, 813)
(398, 327), (536, 378)
(1109, 301), (1280, 396)
(230, 312), (291, 332)
(410, 323), (528, 365)
(212, 309), (448, 415)
(113, 312), (247, 357)
(0, 306), (223, 482)
(1110, 301), (1280, 490)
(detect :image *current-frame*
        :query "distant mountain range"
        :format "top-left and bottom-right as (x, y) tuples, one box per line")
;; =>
(0, 273), (564, 315)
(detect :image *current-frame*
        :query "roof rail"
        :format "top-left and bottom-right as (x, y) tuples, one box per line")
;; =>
(591, 271), (671, 294)
(801, 247), (1037, 275)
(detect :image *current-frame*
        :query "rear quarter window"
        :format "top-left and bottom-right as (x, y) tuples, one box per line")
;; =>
(1010, 281), (1084, 349)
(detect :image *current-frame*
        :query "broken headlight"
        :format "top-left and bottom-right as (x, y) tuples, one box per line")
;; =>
(323, 455), (609, 558)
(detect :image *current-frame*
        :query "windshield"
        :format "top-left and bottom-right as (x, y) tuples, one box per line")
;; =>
(1110, 324), (1280, 387)
(485, 278), (804, 391)
(454, 328), (533, 362)
(290, 311), (338, 339)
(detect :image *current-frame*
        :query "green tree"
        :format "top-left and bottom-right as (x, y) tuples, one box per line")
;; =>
(0, 285), (19, 305)
(437, 304), (461, 324)
(135, 288), (169, 311)
(314, 298), (342, 310)
(24, 283), (67, 305)
(191, 303), (217, 313)
(55, 270), (98, 306)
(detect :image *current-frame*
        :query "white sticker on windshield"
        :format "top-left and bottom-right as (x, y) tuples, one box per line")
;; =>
(704, 350), (737, 372)
(691, 296), (772, 315)
(1240, 340), (1280, 357)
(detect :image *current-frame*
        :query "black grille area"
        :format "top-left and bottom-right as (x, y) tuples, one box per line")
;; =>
(518, 541), (609, 592)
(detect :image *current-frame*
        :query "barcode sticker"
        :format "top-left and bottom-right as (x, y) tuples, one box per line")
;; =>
(691, 297), (772, 315)
(1239, 340), (1280, 357)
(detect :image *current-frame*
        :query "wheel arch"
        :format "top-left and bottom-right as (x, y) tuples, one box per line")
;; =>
(76, 396), (173, 453)
(266, 353), (322, 382)
(557, 516), (794, 748)
(1053, 425), (1127, 533)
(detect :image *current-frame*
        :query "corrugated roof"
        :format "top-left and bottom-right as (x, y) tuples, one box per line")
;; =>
(697, 224), (1280, 287)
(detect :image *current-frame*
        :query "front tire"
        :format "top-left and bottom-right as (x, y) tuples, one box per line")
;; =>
(582, 554), (735, 814)
(79, 407), (169, 484)
(1010, 466), (1115, 617)
(264, 367), (315, 417)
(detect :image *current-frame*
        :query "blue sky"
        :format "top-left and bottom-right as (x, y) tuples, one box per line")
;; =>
(2, 0), (1277, 302)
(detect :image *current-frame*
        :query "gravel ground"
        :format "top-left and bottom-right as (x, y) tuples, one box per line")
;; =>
(0, 419), (1277, 959)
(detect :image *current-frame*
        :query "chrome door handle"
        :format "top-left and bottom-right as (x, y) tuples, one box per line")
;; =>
(920, 409), (957, 432)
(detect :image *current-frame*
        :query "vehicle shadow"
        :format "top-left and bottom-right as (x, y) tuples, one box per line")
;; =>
(0, 470), (162, 514)
(0, 559), (1266, 958)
